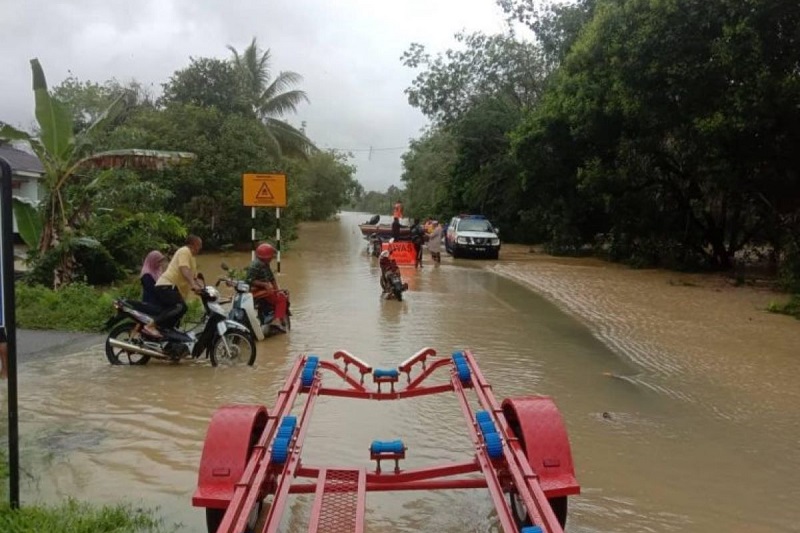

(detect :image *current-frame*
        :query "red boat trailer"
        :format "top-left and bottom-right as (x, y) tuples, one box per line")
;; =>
(193, 348), (580, 533)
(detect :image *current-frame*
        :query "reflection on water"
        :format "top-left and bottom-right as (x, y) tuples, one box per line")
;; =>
(1, 212), (798, 532)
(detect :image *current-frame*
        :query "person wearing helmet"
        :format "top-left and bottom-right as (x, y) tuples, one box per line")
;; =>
(378, 249), (400, 295)
(246, 243), (289, 332)
(148, 235), (204, 337)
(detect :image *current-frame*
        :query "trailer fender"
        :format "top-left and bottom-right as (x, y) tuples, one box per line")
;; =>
(193, 404), (269, 509)
(502, 396), (580, 498)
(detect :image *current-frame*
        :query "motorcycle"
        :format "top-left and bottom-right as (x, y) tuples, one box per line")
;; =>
(379, 254), (408, 301)
(104, 281), (257, 367)
(219, 263), (291, 341)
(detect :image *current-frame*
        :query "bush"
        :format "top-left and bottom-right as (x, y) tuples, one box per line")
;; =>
(15, 281), (139, 332)
(768, 295), (800, 319)
(14, 280), (206, 332)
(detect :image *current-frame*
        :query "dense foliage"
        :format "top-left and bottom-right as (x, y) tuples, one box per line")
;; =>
(2, 38), (360, 289)
(398, 0), (800, 287)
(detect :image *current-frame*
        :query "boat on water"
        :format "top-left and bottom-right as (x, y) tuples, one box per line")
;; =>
(358, 214), (411, 238)
(358, 223), (411, 238)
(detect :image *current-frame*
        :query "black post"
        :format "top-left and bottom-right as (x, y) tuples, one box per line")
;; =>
(276, 207), (281, 273)
(0, 156), (20, 508)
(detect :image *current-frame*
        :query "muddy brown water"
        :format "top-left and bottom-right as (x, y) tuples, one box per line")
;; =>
(2, 211), (799, 532)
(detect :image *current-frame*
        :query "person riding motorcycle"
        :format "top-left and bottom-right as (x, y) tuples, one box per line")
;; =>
(246, 243), (289, 332)
(147, 235), (203, 337)
(379, 249), (404, 297)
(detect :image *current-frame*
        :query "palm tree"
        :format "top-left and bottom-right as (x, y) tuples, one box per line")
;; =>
(228, 38), (316, 157)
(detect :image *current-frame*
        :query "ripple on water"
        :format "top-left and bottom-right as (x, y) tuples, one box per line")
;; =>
(487, 263), (790, 424)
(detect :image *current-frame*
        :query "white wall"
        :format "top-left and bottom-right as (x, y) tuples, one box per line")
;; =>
(11, 173), (42, 234)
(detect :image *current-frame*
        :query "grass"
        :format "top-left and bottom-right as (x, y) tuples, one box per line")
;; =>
(14, 281), (204, 332)
(0, 499), (170, 532)
(0, 449), (172, 532)
(767, 294), (800, 319)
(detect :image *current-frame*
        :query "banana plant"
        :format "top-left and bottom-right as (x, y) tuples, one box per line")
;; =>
(0, 58), (195, 288)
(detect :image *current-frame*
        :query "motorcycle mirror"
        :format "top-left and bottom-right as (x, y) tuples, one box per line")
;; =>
(220, 262), (230, 271)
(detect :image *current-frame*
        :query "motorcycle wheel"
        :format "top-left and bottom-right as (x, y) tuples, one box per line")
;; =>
(210, 330), (257, 367)
(392, 286), (403, 301)
(105, 322), (151, 365)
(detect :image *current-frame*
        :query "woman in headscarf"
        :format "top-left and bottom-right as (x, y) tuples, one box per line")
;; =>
(140, 250), (166, 305)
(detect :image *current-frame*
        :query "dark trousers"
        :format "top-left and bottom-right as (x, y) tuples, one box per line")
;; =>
(154, 286), (187, 329)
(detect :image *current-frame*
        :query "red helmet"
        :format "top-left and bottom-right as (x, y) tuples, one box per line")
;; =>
(256, 243), (276, 262)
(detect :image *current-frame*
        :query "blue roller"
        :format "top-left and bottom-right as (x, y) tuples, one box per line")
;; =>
(301, 356), (319, 387)
(485, 432), (503, 459)
(456, 361), (471, 382)
(301, 367), (316, 387)
(276, 425), (294, 439)
(475, 411), (492, 424)
(272, 436), (290, 464)
(521, 527), (543, 533)
(479, 420), (497, 436)
(370, 440), (405, 454)
(281, 415), (297, 429)
(276, 416), (296, 439)
(373, 368), (399, 379)
(451, 350), (465, 360)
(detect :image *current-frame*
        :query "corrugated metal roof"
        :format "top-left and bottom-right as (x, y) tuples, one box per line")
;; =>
(0, 145), (44, 174)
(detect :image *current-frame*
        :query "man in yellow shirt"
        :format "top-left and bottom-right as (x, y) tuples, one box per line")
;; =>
(145, 235), (203, 336)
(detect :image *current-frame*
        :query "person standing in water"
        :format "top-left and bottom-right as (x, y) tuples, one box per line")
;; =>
(427, 220), (443, 264)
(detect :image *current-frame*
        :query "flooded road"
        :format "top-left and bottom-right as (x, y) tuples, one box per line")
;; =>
(2, 211), (799, 532)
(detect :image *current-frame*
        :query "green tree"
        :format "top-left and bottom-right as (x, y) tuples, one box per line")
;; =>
(291, 151), (358, 220)
(51, 75), (154, 132)
(228, 38), (315, 157)
(513, 0), (800, 268)
(402, 31), (545, 125)
(0, 59), (195, 287)
(497, 0), (598, 68)
(400, 128), (455, 220)
(159, 57), (251, 115)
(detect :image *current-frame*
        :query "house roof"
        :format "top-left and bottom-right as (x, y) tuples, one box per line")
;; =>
(0, 144), (44, 174)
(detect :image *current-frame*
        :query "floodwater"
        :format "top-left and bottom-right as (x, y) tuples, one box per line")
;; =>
(2, 211), (799, 532)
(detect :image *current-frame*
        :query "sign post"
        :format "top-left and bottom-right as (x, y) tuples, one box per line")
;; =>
(1, 156), (20, 508)
(242, 173), (287, 272)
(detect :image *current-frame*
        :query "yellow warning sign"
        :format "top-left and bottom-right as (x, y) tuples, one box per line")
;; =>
(243, 173), (287, 207)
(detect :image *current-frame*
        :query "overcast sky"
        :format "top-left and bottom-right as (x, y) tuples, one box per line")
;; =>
(0, 0), (510, 191)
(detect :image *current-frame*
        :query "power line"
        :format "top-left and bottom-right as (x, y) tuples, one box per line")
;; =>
(322, 145), (409, 152)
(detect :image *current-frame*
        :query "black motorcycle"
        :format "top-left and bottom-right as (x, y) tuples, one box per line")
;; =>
(380, 263), (408, 301)
(104, 284), (257, 367)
